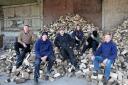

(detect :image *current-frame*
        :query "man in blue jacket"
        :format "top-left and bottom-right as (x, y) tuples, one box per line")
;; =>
(34, 32), (55, 84)
(93, 33), (117, 84)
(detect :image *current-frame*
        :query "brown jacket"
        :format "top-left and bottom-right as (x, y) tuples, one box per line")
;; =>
(18, 30), (36, 45)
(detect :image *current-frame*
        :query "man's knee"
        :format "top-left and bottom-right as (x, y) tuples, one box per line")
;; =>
(94, 56), (102, 61)
(14, 42), (19, 48)
(35, 59), (41, 66)
(48, 55), (55, 63)
(105, 62), (112, 69)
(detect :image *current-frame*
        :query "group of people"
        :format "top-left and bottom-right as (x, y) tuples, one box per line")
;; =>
(14, 25), (117, 85)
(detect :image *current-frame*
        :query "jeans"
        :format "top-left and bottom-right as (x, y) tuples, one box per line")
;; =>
(14, 42), (31, 68)
(60, 47), (78, 68)
(93, 56), (113, 80)
(34, 55), (55, 79)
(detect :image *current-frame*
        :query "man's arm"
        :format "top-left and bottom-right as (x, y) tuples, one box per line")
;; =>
(109, 43), (117, 61)
(31, 31), (37, 44)
(18, 32), (24, 45)
(46, 41), (54, 57)
(71, 31), (76, 39)
(35, 40), (41, 59)
(95, 43), (102, 56)
(54, 36), (60, 48)
(79, 31), (84, 40)
(67, 34), (74, 48)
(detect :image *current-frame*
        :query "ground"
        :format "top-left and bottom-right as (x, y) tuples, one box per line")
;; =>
(0, 73), (96, 85)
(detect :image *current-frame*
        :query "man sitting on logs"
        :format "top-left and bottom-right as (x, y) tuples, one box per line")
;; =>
(81, 29), (100, 55)
(54, 27), (79, 70)
(34, 32), (55, 84)
(14, 25), (35, 69)
(71, 25), (84, 51)
(93, 33), (117, 84)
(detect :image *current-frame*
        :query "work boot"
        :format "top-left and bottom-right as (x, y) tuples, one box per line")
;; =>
(45, 69), (52, 80)
(75, 65), (79, 70)
(34, 78), (38, 85)
(102, 76), (108, 85)
(93, 70), (98, 76)
(45, 75), (49, 80)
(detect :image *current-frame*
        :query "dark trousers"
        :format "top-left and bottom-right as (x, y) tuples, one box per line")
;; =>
(73, 38), (85, 50)
(74, 40), (81, 50)
(14, 42), (31, 68)
(82, 40), (99, 54)
(34, 55), (55, 79)
(60, 47), (77, 67)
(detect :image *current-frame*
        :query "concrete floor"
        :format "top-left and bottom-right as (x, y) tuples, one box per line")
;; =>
(0, 50), (96, 85)
(0, 73), (96, 85)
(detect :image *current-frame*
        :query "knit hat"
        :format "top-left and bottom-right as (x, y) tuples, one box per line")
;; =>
(42, 32), (48, 36)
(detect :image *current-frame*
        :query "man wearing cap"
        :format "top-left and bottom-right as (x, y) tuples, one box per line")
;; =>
(34, 32), (55, 84)
(54, 27), (79, 69)
(14, 25), (35, 69)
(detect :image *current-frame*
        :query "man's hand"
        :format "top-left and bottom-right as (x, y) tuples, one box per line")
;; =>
(101, 63), (105, 68)
(23, 43), (27, 48)
(41, 56), (47, 62)
(103, 58), (108, 65)
(69, 46), (72, 49)
(75, 36), (79, 41)
(54, 47), (60, 53)
(86, 41), (88, 45)
(91, 55), (95, 61)
(91, 34), (94, 39)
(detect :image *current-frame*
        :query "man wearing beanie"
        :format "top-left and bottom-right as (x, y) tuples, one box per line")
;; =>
(34, 32), (55, 84)
(54, 27), (79, 70)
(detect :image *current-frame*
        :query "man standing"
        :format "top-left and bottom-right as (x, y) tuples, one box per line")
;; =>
(34, 32), (55, 84)
(54, 27), (79, 70)
(14, 25), (35, 69)
(93, 33), (117, 84)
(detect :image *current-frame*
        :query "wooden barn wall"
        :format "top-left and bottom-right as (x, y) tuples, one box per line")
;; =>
(43, 0), (73, 25)
(43, 0), (102, 28)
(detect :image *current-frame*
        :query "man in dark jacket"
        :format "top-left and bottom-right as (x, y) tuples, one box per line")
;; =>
(34, 32), (55, 84)
(72, 25), (84, 50)
(93, 33), (117, 84)
(82, 30), (100, 54)
(54, 27), (79, 69)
